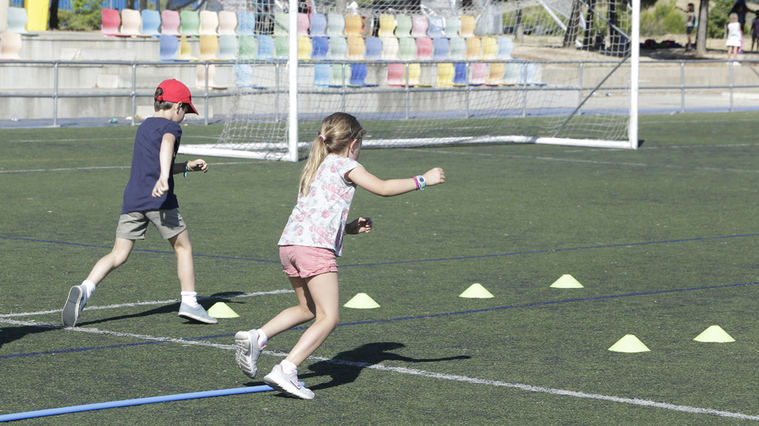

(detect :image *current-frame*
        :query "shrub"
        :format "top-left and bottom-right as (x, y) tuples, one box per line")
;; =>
(59, 0), (101, 31)
(640, 0), (685, 36)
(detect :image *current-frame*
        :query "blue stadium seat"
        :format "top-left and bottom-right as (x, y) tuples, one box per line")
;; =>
(364, 37), (382, 59)
(311, 36), (329, 59)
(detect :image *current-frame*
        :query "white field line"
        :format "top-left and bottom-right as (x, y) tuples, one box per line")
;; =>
(2, 317), (757, 421)
(428, 149), (759, 174)
(0, 161), (264, 175)
(0, 289), (294, 318)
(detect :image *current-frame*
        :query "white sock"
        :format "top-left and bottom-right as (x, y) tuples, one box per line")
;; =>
(81, 280), (96, 299)
(254, 329), (268, 348)
(181, 291), (199, 307)
(280, 359), (297, 375)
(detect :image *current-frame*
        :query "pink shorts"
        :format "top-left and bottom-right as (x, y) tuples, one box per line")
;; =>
(279, 245), (338, 278)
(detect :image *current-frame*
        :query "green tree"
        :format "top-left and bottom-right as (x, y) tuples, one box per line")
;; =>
(59, 0), (102, 31)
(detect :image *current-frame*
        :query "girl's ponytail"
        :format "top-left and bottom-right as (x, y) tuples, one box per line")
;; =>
(299, 134), (329, 197)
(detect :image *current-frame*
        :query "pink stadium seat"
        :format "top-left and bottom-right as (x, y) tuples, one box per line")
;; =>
(101, 8), (121, 36)
(297, 13), (310, 36)
(416, 37), (433, 60)
(411, 15), (428, 38)
(386, 63), (405, 86)
(0, 31), (22, 59)
(161, 10), (180, 35)
(469, 62), (488, 85)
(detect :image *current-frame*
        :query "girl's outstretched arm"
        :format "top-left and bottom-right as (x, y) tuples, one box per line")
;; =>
(347, 166), (445, 197)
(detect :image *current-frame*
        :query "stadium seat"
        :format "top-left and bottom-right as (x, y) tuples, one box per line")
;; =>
(328, 36), (347, 59)
(386, 63), (405, 86)
(235, 64), (254, 88)
(469, 62), (488, 85)
(161, 10), (180, 35)
(0, 31), (22, 59)
(199, 34), (219, 60)
(178, 35), (194, 60)
(237, 11), (256, 35)
(257, 35), (274, 59)
(398, 37), (415, 60)
(218, 11), (237, 35)
(380, 36), (399, 60)
(416, 36), (433, 60)
(298, 36), (312, 60)
(180, 10), (200, 36)
(407, 63), (421, 86)
(218, 34), (237, 59)
(486, 62), (505, 86)
(348, 63), (367, 87)
(444, 15), (460, 37)
(436, 63), (454, 86)
(453, 62), (467, 86)
(141, 9), (160, 36)
(196, 63), (221, 89)
(459, 15), (475, 38)
(503, 61), (522, 85)
(496, 36), (513, 59)
(274, 12), (288, 36)
(327, 13), (345, 37)
(101, 8), (121, 36)
(274, 35), (288, 57)
(309, 13), (327, 36)
(378, 14), (396, 38)
(199, 10), (219, 35)
(344, 14), (362, 37)
(448, 37), (465, 60)
(159, 34), (180, 61)
(526, 63), (544, 85)
(297, 13), (310, 36)
(427, 15), (444, 38)
(432, 37), (449, 59)
(330, 63), (346, 87)
(238, 35), (257, 60)
(364, 36), (382, 59)
(313, 63), (331, 87)
(411, 15), (428, 38)
(120, 9), (142, 36)
(481, 36), (497, 59)
(311, 36), (329, 59)
(395, 14), (412, 38)
(465, 36), (481, 59)
(7, 7), (32, 34)
(347, 36), (365, 60)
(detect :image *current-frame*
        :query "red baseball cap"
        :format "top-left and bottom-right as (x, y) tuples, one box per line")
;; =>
(156, 79), (198, 114)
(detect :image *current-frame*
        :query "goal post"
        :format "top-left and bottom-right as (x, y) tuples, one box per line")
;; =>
(178, 0), (640, 161)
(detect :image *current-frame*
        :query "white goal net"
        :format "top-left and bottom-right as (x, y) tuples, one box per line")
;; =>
(179, 0), (639, 161)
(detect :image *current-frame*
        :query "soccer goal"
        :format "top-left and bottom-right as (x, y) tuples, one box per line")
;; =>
(178, 0), (639, 161)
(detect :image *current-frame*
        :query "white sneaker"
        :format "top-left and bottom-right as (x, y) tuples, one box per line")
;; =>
(62, 285), (87, 327)
(178, 302), (218, 324)
(263, 364), (314, 400)
(235, 330), (263, 378)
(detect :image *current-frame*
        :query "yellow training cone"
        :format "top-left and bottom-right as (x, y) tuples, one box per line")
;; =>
(344, 293), (380, 309)
(459, 283), (494, 298)
(608, 334), (650, 353)
(207, 302), (240, 318)
(694, 325), (735, 343)
(550, 274), (584, 288)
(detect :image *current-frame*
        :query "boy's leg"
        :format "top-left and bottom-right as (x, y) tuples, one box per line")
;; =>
(63, 238), (134, 327)
(170, 230), (217, 324)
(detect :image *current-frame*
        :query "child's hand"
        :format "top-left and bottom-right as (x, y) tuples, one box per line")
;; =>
(188, 159), (208, 173)
(151, 178), (169, 198)
(347, 217), (373, 234)
(423, 167), (446, 187)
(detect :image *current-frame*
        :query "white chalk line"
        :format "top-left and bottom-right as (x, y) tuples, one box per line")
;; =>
(0, 289), (294, 318)
(1, 316), (757, 421)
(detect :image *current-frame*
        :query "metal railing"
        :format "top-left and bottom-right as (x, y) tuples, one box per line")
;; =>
(1, 58), (758, 127)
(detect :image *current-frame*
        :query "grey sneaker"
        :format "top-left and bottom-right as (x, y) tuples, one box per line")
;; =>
(178, 302), (218, 324)
(263, 364), (314, 400)
(235, 330), (264, 378)
(62, 285), (87, 327)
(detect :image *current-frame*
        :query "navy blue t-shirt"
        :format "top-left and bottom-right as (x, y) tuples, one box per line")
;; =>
(121, 117), (182, 214)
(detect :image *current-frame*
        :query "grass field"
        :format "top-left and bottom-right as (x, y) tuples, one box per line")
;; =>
(2, 112), (759, 424)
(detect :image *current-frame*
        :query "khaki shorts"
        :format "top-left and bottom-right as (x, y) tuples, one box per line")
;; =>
(116, 209), (187, 240)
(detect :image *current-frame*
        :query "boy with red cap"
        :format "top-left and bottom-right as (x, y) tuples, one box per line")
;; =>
(62, 79), (217, 326)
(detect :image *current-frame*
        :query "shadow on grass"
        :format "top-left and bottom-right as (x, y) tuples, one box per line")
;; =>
(304, 342), (471, 391)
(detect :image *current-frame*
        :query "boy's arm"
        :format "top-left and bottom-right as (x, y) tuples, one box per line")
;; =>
(172, 159), (209, 175)
(151, 133), (176, 198)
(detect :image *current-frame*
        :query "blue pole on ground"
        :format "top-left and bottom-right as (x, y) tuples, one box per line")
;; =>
(0, 384), (277, 422)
